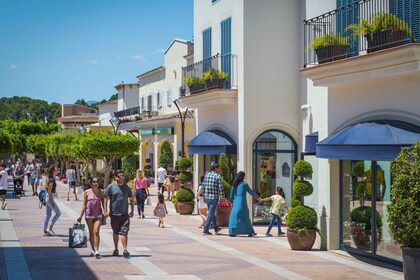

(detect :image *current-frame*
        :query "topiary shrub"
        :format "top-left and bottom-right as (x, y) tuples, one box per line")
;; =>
(179, 171), (193, 183)
(178, 157), (192, 170)
(176, 187), (195, 202)
(355, 182), (366, 199)
(286, 206), (318, 230)
(388, 142), (420, 248)
(350, 206), (382, 230)
(290, 197), (301, 207)
(293, 180), (314, 197)
(293, 160), (313, 178)
(178, 157), (193, 185)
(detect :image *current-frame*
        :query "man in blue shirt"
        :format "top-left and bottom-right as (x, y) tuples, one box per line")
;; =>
(202, 162), (225, 235)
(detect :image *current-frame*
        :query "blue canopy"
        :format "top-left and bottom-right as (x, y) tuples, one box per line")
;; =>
(316, 120), (420, 160)
(188, 129), (237, 154)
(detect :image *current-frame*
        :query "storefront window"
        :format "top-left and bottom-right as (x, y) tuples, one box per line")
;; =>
(341, 160), (401, 261)
(252, 130), (297, 224)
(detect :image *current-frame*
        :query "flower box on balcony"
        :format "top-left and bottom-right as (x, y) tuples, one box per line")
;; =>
(367, 30), (407, 53)
(185, 75), (206, 94)
(203, 68), (228, 89)
(309, 34), (349, 64)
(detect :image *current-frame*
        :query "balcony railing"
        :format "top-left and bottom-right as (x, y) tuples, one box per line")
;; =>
(114, 106), (159, 121)
(181, 53), (238, 95)
(304, 0), (418, 67)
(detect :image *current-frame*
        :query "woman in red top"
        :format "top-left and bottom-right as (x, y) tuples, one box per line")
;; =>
(77, 176), (104, 259)
(133, 169), (150, 218)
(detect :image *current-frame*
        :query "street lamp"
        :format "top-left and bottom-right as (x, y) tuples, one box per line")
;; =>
(109, 116), (121, 134)
(173, 98), (188, 157)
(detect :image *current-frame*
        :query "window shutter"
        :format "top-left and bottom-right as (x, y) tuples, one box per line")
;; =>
(221, 17), (231, 87)
(167, 88), (172, 107)
(203, 28), (212, 71)
(337, 0), (359, 56)
(391, 0), (419, 43)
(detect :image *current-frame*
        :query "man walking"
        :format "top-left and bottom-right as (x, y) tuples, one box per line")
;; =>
(156, 164), (167, 194)
(104, 170), (134, 258)
(165, 164), (178, 200)
(0, 164), (8, 210)
(202, 162), (225, 235)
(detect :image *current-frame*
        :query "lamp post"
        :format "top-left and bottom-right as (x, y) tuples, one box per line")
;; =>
(109, 116), (121, 134)
(173, 99), (188, 157)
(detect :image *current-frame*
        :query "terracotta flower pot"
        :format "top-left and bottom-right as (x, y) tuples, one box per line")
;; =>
(215, 206), (232, 227)
(286, 228), (316, 250)
(177, 201), (194, 215)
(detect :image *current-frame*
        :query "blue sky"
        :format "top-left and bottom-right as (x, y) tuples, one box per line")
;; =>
(0, 0), (193, 104)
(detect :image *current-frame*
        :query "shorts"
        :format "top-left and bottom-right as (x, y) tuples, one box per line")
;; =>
(110, 215), (130, 235)
(0, 190), (7, 196)
(30, 177), (38, 185)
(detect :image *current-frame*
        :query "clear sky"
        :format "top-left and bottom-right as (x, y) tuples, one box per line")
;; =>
(0, 0), (193, 104)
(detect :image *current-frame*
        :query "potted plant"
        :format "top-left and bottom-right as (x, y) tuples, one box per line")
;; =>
(215, 153), (233, 226)
(308, 34), (349, 64)
(184, 75), (205, 94)
(350, 206), (382, 250)
(202, 68), (228, 89)
(171, 193), (178, 213)
(175, 187), (195, 214)
(285, 160), (320, 250)
(388, 142), (420, 279)
(178, 157), (193, 189)
(346, 13), (412, 53)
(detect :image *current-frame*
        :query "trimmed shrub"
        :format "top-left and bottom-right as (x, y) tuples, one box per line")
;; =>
(176, 188), (195, 202)
(179, 171), (193, 183)
(286, 205), (317, 230)
(293, 180), (314, 197)
(178, 157), (192, 170)
(293, 160), (313, 178)
(290, 196), (301, 208)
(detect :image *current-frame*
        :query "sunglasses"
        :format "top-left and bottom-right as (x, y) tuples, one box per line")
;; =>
(92, 181), (99, 183)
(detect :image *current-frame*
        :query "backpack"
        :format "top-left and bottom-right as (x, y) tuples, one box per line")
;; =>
(38, 189), (48, 208)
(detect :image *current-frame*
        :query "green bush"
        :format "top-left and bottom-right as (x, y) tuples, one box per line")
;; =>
(355, 182), (366, 199)
(388, 142), (420, 247)
(290, 197), (301, 207)
(352, 161), (365, 177)
(178, 157), (192, 170)
(222, 178), (231, 200)
(122, 154), (137, 181)
(285, 205), (318, 230)
(176, 188), (195, 202)
(179, 171), (193, 183)
(293, 160), (313, 178)
(159, 140), (173, 168)
(351, 206), (382, 230)
(293, 180), (314, 197)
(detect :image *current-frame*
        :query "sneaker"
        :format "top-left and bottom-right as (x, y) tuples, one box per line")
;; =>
(202, 231), (212, 235)
(1, 202), (6, 210)
(90, 250), (95, 257)
(214, 227), (222, 234)
(123, 250), (130, 258)
(46, 229), (55, 236)
(265, 233), (273, 237)
(278, 232), (286, 236)
(95, 251), (101, 259)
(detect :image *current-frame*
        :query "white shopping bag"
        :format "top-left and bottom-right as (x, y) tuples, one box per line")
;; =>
(76, 186), (83, 195)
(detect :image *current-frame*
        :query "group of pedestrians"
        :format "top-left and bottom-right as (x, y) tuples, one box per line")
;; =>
(200, 162), (289, 237)
(156, 164), (178, 200)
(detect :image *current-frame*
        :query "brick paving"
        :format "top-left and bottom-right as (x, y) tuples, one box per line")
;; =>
(0, 176), (404, 280)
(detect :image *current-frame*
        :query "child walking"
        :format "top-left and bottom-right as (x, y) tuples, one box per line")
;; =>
(153, 193), (168, 227)
(260, 186), (289, 237)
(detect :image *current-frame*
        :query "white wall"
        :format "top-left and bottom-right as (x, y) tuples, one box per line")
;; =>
(117, 84), (140, 111)
(98, 102), (118, 125)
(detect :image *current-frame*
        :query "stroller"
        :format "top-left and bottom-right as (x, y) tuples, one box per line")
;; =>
(13, 175), (25, 197)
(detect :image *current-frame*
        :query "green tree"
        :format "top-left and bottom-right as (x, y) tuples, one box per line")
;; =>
(0, 131), (13, 156)
(122, 154), (138, 181)
(159, 140), (173, 168)
(74, 99), (88, 107)
(219, 153), (231, 199)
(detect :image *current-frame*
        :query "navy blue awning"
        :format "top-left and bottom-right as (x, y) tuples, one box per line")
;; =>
(117, 122), (141, 131)
(188, 129), (237, 154)
(316, 120), (420, 160)
(305, 131), (318, 153)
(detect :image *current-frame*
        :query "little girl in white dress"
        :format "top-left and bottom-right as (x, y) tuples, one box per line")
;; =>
(154, 193), (168, 227)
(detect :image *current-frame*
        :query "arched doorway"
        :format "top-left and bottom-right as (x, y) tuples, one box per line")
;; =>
(252, 130), (297, 224)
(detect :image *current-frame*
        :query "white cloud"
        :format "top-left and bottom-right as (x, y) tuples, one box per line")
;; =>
(152, 48), (166, 54)
(87, 59), (99, 64)
(132, 54), (146, 62)
(9, 64), (18, 69)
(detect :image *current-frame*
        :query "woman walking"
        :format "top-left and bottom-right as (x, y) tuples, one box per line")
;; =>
(66, 165), (78, 201)
(77, 177), (104, 259)
(133, 169), (149, 218)
(228, 171), (261, 237)
(44, 166), (61, 236)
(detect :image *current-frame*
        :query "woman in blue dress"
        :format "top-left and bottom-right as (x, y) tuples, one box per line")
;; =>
(228, 171), (261, 237)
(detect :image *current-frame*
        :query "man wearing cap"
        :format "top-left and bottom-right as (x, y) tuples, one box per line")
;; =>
(202, 162), (225, 235)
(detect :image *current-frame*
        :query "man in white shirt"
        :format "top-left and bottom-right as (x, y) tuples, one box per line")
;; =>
(0, 164), (9, 210)
(156, 164), (167, 194)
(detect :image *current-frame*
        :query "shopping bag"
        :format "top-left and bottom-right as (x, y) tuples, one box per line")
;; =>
(76, 186), (83, 196)
(146, 197), (152, 206)
(69, 223), (87, 248)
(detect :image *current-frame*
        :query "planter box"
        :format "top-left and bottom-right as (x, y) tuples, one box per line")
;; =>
(315, 45), (349, 64)
(215, 206), (231, 227)
(189, 83), (205, 94)
(402, 247), (420, 280)
(205, 78), (226, 90)
(367, 30), (407, 53)
(177, 201), (194, 215)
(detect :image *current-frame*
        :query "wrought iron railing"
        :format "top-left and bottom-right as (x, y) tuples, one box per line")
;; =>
(114, 106), (159, 120)
(114, 106), (141, 118)
(304, 0), (418, 67)
(181, 53), (238, 95)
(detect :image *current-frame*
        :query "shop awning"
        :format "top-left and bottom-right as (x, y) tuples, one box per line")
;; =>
(188, 129), (237, 154)
(316, 120), (420, 160)
(117, 122), (142, 131)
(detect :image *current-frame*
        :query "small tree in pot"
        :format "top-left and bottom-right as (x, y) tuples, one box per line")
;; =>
(175, 188), (195, 215)
(388, 142), (420, 280)
(285, 160), (320, 250)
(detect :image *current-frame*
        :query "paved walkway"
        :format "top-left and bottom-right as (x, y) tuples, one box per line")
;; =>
(0, 176), (403, 280)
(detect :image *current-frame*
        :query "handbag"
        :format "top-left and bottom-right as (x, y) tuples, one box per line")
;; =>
(141, 189), (148, 199)
(146, 197), (152, 206)
(69, 223), (87, 248)
(101, 216), (107, 226)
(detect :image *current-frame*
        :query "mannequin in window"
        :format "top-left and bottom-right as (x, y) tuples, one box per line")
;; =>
(363, 166), (386, 201)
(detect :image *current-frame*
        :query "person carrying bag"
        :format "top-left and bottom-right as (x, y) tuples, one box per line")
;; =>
(133, 169), (150, 219)
(69, 223), (87, 248)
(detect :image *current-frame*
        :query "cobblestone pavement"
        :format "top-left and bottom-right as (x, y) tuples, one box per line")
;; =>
(0, 176), (403, 280)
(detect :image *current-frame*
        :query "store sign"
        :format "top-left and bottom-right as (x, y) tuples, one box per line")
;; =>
(141, 127), (173, 135)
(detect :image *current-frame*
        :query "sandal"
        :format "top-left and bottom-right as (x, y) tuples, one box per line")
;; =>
(112, 250), (119, 256)
(123, 250), (130, 258)
(95, 253), (101, 259)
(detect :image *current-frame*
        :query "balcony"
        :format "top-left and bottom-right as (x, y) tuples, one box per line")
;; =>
(114, 106), (159, 122)
(180, 53), (238, 107)
(304, 0), (418, 67)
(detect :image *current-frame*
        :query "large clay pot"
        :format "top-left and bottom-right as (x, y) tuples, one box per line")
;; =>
(286, 228), (317, 250)
(215, 206), (232, 227)
(177, 201), (194, 215)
